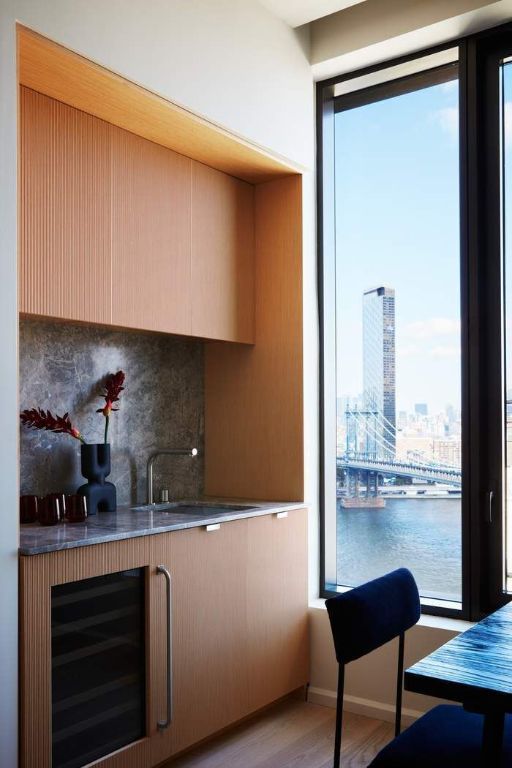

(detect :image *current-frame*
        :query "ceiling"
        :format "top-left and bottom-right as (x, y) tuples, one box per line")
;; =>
(258, 0), (367, 28)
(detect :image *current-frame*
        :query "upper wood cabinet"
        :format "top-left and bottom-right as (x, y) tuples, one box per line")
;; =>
(191, 164), (254, 342)
(111, 128), (192, 335)
(20, 88), (112, 324)
(20, 87), (255, 344)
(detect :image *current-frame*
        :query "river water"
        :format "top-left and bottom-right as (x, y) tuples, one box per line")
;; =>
(336, 497), (461, 602)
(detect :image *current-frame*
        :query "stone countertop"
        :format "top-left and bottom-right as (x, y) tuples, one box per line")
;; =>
(19, 500), (307, 555)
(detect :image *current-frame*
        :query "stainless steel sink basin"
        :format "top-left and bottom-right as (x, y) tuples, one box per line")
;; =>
(132, 501), (256, 515)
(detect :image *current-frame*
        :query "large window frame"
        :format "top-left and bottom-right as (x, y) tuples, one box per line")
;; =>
(318, 22), (512, 621)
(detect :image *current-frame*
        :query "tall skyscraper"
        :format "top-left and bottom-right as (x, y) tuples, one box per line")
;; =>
(415, 403), (428, 417)
(363, 287), (396, 458)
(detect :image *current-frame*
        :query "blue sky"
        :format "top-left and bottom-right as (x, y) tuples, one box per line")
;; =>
(335, 78), (461, 414)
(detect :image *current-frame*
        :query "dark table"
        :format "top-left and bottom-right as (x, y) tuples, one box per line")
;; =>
(404, 602), (512, 764)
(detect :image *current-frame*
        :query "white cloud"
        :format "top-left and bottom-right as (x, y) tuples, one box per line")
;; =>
(397, 344), (420, 358)
(429, 345), (461, 359)
(431, 106), (458, 141)
(440, 80), (458, 94)
(431, 100), (512, 146)
(402, 317), (460, 341)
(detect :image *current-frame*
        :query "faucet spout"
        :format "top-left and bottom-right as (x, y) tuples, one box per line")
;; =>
(146, 448), (198, 505)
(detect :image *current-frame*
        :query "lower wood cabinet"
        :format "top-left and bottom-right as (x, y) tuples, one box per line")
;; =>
(19, 508), (308, 768)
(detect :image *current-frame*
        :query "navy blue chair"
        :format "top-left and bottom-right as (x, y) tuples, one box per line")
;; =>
(325, 568), (512, 767)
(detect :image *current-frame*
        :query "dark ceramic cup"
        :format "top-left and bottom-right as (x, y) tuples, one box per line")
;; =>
(39, 495), (61, 526)
(20, 495), (39, 524)
(65, 494), (88, 523)
(49, 493), (67, 519)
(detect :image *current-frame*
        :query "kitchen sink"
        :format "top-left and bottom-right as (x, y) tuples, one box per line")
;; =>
(132, 501), (256, 515)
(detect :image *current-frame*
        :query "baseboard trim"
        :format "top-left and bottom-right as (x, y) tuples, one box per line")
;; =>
(307, 686), (424, 726)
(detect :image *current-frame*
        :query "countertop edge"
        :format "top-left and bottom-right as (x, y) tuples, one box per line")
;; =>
(19, 501), (309, 556)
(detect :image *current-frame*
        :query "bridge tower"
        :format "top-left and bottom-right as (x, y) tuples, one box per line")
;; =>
(345, 408), (379, 459)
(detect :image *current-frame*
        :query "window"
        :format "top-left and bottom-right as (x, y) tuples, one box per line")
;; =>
(318, 24), (512, 619)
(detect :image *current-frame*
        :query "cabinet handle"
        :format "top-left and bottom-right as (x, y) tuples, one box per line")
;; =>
(156, 565), (173, 730)
(206, 523), (221, 532)
(275, 511), (288, 519)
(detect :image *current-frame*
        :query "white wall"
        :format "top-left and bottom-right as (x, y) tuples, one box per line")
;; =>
(309, 606), (473, 722)
(309, 0), (512, 80)
(0, 2), (315, 765)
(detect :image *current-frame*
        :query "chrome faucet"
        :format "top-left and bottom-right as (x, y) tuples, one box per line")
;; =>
(146, 448), (198, 505)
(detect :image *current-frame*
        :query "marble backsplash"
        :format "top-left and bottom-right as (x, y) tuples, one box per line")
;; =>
(19, 318), (204, 505)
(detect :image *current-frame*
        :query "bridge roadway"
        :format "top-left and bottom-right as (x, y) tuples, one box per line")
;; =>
(337, 456), (462, 487)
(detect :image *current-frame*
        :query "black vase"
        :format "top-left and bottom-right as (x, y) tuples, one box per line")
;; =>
(77, 443), (117, 515)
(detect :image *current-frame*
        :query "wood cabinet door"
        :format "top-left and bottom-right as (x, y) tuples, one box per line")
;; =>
(149, 521), (250, 765)
(191, 162), (255, 343)
(19, 87), (112, 323)
(245, 508), (309, 711)
(111, 127), (192, 335)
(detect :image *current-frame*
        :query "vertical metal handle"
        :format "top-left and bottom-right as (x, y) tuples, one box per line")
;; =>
(156, 565), (172, 730)
(486, 491), (494, 524)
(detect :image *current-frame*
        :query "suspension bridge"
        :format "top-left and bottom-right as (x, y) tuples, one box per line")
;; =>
(338, 407), (461, 507)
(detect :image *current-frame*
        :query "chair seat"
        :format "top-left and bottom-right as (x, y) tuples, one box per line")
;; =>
(368, 705), (512, 767)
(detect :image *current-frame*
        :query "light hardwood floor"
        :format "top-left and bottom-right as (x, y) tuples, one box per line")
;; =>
(164, 699), (394, 768)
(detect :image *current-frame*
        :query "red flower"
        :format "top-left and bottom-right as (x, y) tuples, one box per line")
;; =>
(20, 408), (86, 443)
(97, 370), (125, 443)
(97, 371), (125, 415)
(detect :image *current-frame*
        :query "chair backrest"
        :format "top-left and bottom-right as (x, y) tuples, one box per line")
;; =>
(326, 568), (420, 665)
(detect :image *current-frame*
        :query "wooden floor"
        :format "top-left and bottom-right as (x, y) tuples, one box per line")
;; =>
(166, 699), (394, 768)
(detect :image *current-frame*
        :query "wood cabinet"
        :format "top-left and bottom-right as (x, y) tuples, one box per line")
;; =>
(111, 128), (192, 335)
(151, 520), (251, 764)
(19, 509), (308, 768)
(19, 86), (255, 344)
(246, 509), (309, 711)
(19, 87), (112, 324)
(191, 163), (254, 342)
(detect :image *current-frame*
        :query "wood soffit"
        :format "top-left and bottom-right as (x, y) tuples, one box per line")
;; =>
(17, 24), (304, 185)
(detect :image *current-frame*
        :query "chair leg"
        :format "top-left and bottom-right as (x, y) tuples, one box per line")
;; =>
(395, 632), (404, 737)
(333, 664), (345, 768)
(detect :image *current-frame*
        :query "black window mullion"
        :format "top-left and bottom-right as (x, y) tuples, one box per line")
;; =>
(472, 30), (512, 615)
(458, 39), (474, 621)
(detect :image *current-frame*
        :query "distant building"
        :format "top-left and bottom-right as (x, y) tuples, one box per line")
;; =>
(433, 439), (462, 468)
(363, 286), (396, 458)
(415, 403), (428, 417)
(397, 410), (408, 431)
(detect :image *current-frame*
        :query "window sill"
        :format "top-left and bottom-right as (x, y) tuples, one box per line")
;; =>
(309, 599), (474, 633)
(417, 612), (473, 632)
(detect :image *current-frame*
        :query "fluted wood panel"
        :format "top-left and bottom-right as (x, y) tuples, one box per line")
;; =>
(18, 26), (302, 184)
(246, 509), (309, 711)
(191, 163), (254, 342)
(204, 175), (303, 500)
(20, 87), (112, 323)
(112, 128), (192, 335)
(150, 523), (250, 764)
(46, 536), (151, 584)
(19, 539), (152, 768)
(19, 554), (52, 768)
